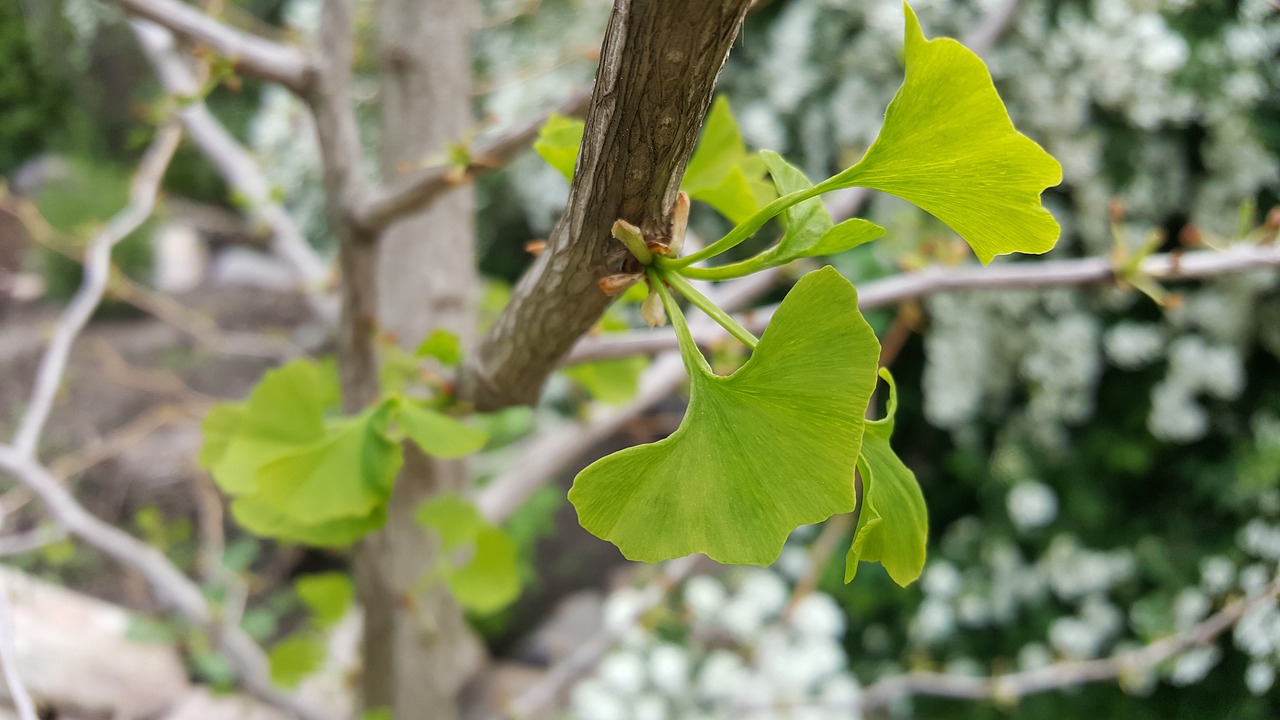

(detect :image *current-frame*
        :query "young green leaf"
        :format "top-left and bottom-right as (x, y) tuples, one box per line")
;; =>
(230, 497), (388, 546)
(204, 359), (340, 495)
(416, 494), (522, 614)
(443, 526), (521, 615)
(198, 402), (246, 469)
(569, 267), (881, 565)
(845, 369), (928, 586)
(294, 572), (355, 629)
(533, 113), (585, 182)
(268, 634), (326, 689)
(252, 403), (403, 523)
(398, 400), (489, 459)
(688, 152), (887, 279)
(564, 356), (648, 405)
(415, 493), (485, 550)
(682, 97), (774, 224)
(820, 4), (1062, 264)
(415, 329), (463, 366)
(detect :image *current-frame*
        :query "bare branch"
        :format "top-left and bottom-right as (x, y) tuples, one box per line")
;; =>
(354, 87), (592, 231)
(107, 0), (313, 91)
(0, 526), (67, 557)
(460, 0), (756, 411)
(130, 20), (338, 324)
(12, 124), (182, 459)
(565, 244), (1280, 364)
(0, 583), (38, 720)
(858, 578), (1280, 711)
(0, 447), (329, 720)
(304, 0), (370, 240)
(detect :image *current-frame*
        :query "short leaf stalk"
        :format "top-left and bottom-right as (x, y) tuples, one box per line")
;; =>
(659, 269), (759, 350)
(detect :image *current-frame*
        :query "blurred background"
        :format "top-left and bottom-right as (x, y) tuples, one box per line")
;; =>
(1, 0), (1279, 718)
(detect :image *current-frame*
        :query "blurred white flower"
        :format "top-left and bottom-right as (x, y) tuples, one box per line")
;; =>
(1200, 555), (1237, 595)
(599, 650), (647, 695)
(1246, 661), (1276, 696)
(697, 650), (750, 701)
(1169, 646), (1221, 686)
(922, 561), (963, 600)
(792, 593), (846, 639)
(571, 678), (627, 720)
(648, 644), (690, 695)
(1007, 481), (1059, 532)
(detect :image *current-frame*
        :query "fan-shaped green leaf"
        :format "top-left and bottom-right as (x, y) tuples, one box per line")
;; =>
(230, 497), (387, 546)
(398, 401), (489, 459)
(845, 369), (928, 586)
(822, 4), (1061, 264)
(252, 402), (402, 523)
(205, 360), (340, 494)
(682, 97), (773, 224)
(444, 526), (521, 614)
(569, 267), (881, 565)
(294, 572), (354, 629)
(533, 113), (584, 181)
(415, 493), (485, 550)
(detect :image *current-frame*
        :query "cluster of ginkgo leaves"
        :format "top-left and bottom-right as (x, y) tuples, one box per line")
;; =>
(197, 4), (1060, 603)
(540, 4), (1062, 585)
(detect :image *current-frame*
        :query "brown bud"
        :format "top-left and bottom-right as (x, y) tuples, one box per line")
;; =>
(597, 272), (643, 296)
(1108, 199), (1126, 224)
(641, 289), (667, 328)
(1266, 206), (1280, 230)
(1178, 225), (1202, 247)
(524, 240), (546, 256)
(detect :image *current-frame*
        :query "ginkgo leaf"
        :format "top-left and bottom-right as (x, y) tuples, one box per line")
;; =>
(416, 494), (522, 614)
(398, 400), (489, 459)
(820, 4), (1062, 264)
(443, 526), (521, 614)
(569, 267), (881, 565)
(415, 329), (463, 366)
(845, 369), (928, 586)
(230, 496), (387, 547)
(706, 153), (886, 277)
(294, 572), (354, 629)
(252, 402), (403, 523)
(268, 634), (326, 689)
(564, 356), (648, 405)
(415, 493), (485, 551)
(198, 402), (246, 469)
(205, 360), (340, 495)
(533, 113), (584, 181)
(682, 97), (774, 224)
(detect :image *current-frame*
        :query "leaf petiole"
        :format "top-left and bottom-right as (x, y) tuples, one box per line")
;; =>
(663, 183), (827, 268)
(658, 269), (759, 350)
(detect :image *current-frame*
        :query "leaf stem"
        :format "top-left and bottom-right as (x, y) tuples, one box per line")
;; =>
(664, 181), (831, 268)
(648, 268), (712, 375)
(659, 270), (759, 350)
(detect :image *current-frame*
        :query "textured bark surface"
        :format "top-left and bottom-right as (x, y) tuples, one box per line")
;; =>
(461, 0), (753, 410)
(353, 0), (482, 717)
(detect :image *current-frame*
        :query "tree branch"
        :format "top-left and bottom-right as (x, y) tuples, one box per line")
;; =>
(354, 86), (593, 232)
(0, 583), (38, 720)
(459, 0), (755, 411)
(11, 125), (182, 459)
(858, 578), (1280, 710)
(564, 244), (1280, 364)
(130, 19), (338, 324)
(107, 0), (314, 92)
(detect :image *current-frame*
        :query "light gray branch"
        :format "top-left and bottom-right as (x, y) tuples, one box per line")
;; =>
(354, 86), (592, 232)
(564, 244), (1280, 364)
(12, 125), (183, 459)
(107, 0), (313, 92)
(130, 20), (337, 324)
(0, 583), (37, 720)
(857, 578), (1280, 710)
(0, 525), (67, 556)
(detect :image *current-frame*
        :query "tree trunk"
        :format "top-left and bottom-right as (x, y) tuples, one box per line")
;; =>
(354, 0), (482, 717)
(461, 0), (753, 410)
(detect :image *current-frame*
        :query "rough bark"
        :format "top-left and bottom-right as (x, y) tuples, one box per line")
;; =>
(460, 0), (753, 410)
(353, 0), (483, 717)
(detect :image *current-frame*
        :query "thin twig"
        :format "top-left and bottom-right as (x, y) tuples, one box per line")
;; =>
(565, 244), (1280, 364)
(106, 0), (313, 92)
(856, 579), (1280, 711)
(0, 525), (67, 557)
(0, 582), (38, 720)
(131, 19), (338, 324)
(12, 124), (183, 460)
(354, 86), (593, 231)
